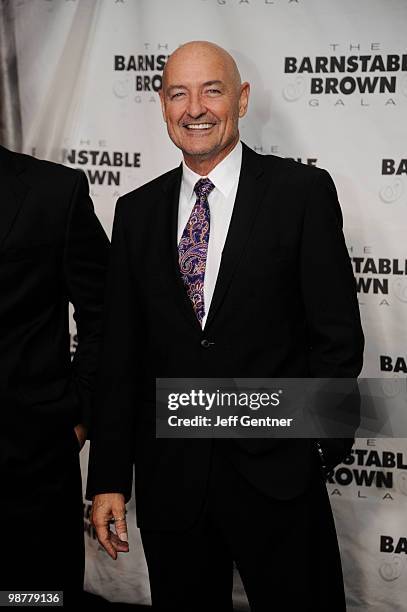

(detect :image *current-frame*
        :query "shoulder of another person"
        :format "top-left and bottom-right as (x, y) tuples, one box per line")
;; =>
(12, 150), (81, 187)
(5, 149), (86, 212)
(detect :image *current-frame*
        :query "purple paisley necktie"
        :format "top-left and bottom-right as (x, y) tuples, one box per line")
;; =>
(178, 178), (215, 324)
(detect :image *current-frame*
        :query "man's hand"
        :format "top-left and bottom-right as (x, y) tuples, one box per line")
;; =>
(74, 423), (87, 450)
(91, 493), (129, 559)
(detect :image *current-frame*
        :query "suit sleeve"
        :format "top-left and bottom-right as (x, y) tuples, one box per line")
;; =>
(86, 197), (136, 502)
(300, 169), (364, 469)
(64, 171), (110, 429)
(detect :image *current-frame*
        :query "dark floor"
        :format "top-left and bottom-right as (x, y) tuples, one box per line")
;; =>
(83, 592), (243, 610)
(83, 592), (150, 609)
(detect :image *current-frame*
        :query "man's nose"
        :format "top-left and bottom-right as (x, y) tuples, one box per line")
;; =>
(186, 93), (206, 119)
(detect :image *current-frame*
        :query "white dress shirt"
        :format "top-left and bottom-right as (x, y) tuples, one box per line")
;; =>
(177, 141), (242, 328)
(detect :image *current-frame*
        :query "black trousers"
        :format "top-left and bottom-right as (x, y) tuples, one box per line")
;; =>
(141, 447), (346, 611)
(1, 424), (84, 608)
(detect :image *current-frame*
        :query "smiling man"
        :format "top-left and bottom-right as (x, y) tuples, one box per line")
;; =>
(87, 41), (364, 611)
(161, 43), (247, 176)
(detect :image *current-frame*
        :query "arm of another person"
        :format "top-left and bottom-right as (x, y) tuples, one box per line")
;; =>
(64, 170), (110, 444)
(86, 197), (138, 558)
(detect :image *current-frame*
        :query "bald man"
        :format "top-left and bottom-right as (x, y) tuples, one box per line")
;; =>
(87, 42), (363, 611)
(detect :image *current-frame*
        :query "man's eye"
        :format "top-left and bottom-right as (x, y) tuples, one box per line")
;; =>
(171, 92), (185, 99)
(206, 89), (221, 94)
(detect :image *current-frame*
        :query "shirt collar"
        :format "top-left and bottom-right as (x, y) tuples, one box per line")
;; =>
(181, 140), (242, 201)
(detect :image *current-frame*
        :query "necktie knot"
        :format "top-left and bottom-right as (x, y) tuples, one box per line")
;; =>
(194, 178), (215, 199)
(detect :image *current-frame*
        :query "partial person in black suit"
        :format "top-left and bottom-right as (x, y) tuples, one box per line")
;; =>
(87, 41), (364, 611)
(0, 146), (109, 604)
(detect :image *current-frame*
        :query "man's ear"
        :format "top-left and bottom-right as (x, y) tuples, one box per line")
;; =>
(158, 89), (167, 123)
(238, 82), (250, 118)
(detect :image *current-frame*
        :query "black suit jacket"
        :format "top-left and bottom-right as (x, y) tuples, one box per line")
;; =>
(0, 146), (109, 457)
(87, 143), (364, 530)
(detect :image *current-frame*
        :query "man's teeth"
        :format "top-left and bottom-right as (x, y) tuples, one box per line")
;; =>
(185, 123), (213, 129)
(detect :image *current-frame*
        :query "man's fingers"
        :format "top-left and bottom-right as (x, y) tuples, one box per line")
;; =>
(110, 532), (130, 553)
(91, 494), (127, 560)
(113, 516), (129, 543)
(94, 522), (117, 560)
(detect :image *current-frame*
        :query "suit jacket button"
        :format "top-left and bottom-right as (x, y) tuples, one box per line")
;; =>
(201, 339), (211, 348)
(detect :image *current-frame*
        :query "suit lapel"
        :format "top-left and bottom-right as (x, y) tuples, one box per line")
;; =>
(204, 143), (269, 329)
(0, 147), (29, 250)
(162, 165), (202, 333)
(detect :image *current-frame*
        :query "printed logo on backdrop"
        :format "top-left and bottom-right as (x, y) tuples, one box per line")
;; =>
(326, 439), (407, 502)
(380, 158), (406, 206)
(31, 142), (141, 197)
(61, 141), (141, 197)
(113, 43), (170, 103)
(283, 43), (407, 107)
(379, 536), (406, 582)
(251, 144), (318, 166)
(380, 356), (407, 375)
(348, 245), (407, 307)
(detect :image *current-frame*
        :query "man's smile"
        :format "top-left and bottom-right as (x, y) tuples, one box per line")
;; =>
(183, 122), (216, 131)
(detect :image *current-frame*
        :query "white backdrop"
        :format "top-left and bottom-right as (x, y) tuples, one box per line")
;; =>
(12, 0), (407, 609)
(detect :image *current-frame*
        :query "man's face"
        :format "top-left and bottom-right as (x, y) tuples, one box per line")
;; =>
(159, 46), (249, 169)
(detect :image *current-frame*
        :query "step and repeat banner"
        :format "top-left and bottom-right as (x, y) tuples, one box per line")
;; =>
(9, 0), (407, 609)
